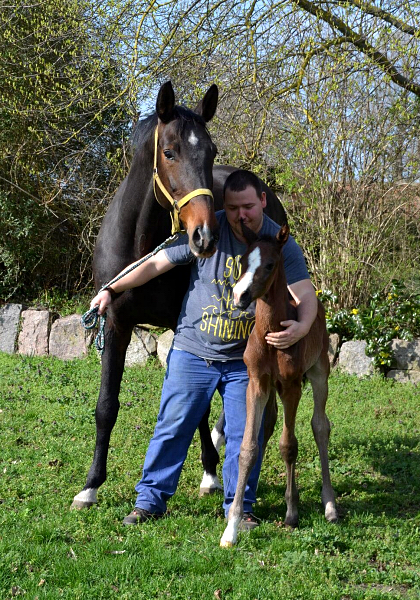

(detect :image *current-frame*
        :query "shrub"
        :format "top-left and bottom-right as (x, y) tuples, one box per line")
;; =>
(318, 280), (420, 370)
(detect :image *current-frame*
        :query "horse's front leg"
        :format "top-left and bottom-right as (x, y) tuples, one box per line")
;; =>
(71, 318), (132, 509)
(198, 407), (223, 496)
(220, 376), (269, 547)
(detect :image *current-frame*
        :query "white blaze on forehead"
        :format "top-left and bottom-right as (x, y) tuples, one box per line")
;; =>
(233, 246), (261, 301)
(188, 131), (199, 146)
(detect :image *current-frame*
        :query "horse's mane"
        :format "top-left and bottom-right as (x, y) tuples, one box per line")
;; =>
(130, 106), (208, 152)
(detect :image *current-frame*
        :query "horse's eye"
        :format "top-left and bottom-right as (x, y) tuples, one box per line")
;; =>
(265, 263), (274, 272)
(163, 150), (174, 160)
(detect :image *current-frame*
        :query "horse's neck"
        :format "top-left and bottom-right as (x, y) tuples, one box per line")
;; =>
(255, 258), (292, 333)
(116, 142), (169, 252)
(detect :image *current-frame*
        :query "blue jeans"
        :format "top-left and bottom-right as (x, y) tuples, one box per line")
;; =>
(134, 348), (264, 516)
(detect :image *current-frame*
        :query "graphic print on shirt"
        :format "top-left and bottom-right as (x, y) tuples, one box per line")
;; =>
(199, 254), (255, 342)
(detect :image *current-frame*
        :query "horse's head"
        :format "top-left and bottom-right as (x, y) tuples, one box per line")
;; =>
(154, 81), (219, 258)
(233, 222), (289, 309)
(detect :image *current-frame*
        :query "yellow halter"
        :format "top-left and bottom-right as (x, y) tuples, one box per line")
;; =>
(153, 126), (214, 234)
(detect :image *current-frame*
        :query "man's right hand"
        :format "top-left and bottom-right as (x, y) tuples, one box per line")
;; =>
(90, 289), (113, 315)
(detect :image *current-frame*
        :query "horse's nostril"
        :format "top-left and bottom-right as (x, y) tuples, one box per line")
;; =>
(192, 226), (203, 248)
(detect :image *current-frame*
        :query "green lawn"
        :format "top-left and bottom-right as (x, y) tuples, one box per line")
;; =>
(1, 351), (419, 599)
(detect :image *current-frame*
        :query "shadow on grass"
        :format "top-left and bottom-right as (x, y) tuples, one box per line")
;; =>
(256, 433), (420, 523)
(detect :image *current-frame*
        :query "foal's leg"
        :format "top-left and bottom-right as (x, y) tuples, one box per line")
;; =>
(306, 355), (338, 523)
(220, 376), (269, 547)
(198, 406), (223, 496)
(262, 389), (277, 457)
(71, 319), (132, 509)
(278, 380), (301, 528)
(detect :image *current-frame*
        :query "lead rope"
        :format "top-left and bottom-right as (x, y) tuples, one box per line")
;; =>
(81, 233), (181, 355)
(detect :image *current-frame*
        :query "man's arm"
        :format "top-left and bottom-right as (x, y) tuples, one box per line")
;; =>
(91, 249), (175, 315)
(265, 279), (318, 349)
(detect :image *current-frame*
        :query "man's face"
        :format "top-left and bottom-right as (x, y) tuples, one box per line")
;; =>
(224, 185), (267, 243)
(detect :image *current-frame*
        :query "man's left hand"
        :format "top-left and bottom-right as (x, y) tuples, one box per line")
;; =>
(265, 320), (307, 349)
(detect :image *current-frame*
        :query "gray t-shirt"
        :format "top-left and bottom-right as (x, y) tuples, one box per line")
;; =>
(164, 211), (310, 360)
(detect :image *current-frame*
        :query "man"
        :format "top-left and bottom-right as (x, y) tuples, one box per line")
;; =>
(91, 170), (317, 527)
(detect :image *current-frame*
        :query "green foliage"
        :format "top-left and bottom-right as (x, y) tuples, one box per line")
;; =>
(0, 0), (131, 299)
(1, 352), (420, 599)
(319, 281), (420, 370)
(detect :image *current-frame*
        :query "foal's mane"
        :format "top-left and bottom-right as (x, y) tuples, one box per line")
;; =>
(130, 106), (209, 152)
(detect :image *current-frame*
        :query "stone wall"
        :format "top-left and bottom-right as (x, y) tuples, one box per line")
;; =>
(0, 303), (172, 367)
(337, 338), (420, 383)
(1, 303), (419, 383)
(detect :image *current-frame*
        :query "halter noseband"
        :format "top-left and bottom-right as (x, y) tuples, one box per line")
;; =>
(153, 126), (214, 234)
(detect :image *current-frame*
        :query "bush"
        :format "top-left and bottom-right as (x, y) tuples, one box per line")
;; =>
(318, 280), (420, 370)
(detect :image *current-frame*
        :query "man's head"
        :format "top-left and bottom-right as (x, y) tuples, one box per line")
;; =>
(223, 170), (267, 243)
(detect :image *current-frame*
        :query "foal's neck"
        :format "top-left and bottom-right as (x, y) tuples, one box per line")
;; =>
(255, 254), (293, 333)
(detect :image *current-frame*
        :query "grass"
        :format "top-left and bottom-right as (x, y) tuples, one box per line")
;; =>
(0, 350), (419, 599)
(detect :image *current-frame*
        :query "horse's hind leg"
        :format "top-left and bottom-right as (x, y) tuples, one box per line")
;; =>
(306, 355), (338, 523)
(71, 320), (132, 509)
(199, 406), (223, 496)
(262, 389), (277, 457)
(278, 380), (301, 528)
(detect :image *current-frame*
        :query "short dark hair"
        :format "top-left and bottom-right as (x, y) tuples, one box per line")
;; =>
(223, 169), (263, 200)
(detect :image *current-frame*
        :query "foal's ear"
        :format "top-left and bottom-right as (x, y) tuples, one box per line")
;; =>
(194, 84), (218, 122)
(240, 220), (259, 246)
(276, 224), (289, 248)
(156, 81), (175, 124)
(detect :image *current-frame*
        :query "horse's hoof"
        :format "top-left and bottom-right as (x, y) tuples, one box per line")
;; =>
(199, 487), (223, 497)
(284, 516), (299, 530)
(70, 500), (95, 510)
(325, 502), (338, 523)
(220, 539), (234, 548)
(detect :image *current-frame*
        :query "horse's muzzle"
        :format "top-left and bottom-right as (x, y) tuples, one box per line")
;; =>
(191, 224), (219, 258)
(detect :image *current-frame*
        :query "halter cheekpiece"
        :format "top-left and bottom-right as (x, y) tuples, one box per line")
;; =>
(152, 126), (214, 234)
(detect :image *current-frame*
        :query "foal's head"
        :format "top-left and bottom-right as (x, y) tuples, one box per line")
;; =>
(233, 222), (289, 310)
(154, 81), (220, 258)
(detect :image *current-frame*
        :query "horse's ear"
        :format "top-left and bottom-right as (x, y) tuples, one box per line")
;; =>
(240, 220), (259, 246)
(276, 224), (289, 248)
(156, 81), (175, 124)
(194, 84), (218, 122)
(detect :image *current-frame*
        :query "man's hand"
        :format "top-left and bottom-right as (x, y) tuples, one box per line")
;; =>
(90, 289), (113, 316)
(265, 320), (308, 349)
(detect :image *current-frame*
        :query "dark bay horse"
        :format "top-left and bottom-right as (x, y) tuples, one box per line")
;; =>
(220, 224), (337, 546)
(71, 82), (287, 509)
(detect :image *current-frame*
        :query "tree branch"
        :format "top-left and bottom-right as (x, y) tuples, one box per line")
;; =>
(293, 0), (420, 97)
(342, 0), (419, 37)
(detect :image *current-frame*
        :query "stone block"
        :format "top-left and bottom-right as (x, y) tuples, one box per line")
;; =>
(390, 339), (420, 371)
(125, 327), (157, 367)
(0, 303), (23, 353)
(18, 309), (51, 356)
(157, 329), (174, 367)
(387, 370), (420, 384)
(328, 333), (340, 365)
(49, 314), (92, 360)
(338, 340), (375, 377)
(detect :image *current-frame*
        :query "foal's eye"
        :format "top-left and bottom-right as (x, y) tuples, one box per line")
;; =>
(163, 150), (174, 160)
(265, 263), (275, 272)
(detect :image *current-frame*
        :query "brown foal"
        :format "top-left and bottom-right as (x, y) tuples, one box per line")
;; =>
(220, 224), (337, 547)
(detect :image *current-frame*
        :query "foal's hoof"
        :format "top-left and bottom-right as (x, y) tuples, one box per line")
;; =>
(199, 487), (223, 497)
(325, 502), (339, 523)
(220, 539), (234, 548)
(70, 500), (95, 510)
(284, 516), (299, 530)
